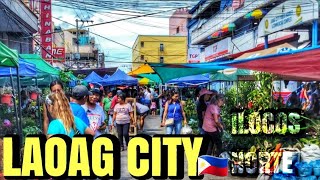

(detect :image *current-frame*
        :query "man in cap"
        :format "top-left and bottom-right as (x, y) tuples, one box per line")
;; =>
(70, 85), (90, 126)
(82, 85), (107, 138)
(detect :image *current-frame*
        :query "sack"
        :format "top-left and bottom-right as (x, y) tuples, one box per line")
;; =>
(181, 124), (193, 134)
(165, 118), (174, 126)
(301, 144), (320, 163)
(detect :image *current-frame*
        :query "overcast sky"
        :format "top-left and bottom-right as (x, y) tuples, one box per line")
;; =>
(52, 5), (171, 72)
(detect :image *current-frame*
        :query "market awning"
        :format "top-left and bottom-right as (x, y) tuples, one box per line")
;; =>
(211, 68), (251, 81)
(0, 41), (19, 67)
(167, 74), (210, 84)
(0, 58), (36, 77)
(227, 46), (320, 80)
(138, 74), (162, 84)
(149, 63), (230, 83)
(19, 54), (60, 76)
(236, 43), (296, 60)
(138, 77), (155, 85)
(128, 64), (155, 76)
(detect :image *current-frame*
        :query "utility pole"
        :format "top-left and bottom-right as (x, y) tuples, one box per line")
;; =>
(75, 19), (94, 69)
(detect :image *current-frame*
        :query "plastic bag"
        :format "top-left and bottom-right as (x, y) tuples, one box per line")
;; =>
(295, 162), (312, 177)
(301, 144), (320, 163)
(310, 160), (320, 176)
(181, 124), (193, 134)
(272, 173), (297, 180)
(299, 176), (317, 180)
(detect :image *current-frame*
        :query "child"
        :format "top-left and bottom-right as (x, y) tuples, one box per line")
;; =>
(150, 99), (157, 116)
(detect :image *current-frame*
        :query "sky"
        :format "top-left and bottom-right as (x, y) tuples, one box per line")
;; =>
(52, 4), (175, 72)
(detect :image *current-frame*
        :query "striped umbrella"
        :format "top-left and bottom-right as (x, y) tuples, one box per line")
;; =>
(211, 30), (223, 38)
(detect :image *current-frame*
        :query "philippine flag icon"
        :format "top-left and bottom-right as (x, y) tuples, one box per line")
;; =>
(198, 155), (228, 176)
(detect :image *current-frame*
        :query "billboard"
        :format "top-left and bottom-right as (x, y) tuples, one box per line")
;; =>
(258, 0), (319, 37)
(40, 0), (53, 62)
(187, 48), (201, 63)
(205, 37), (231, 62)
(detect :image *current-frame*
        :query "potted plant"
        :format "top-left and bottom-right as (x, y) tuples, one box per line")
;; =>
(26, 86), (41, 100)
(0, 86), (13, 105)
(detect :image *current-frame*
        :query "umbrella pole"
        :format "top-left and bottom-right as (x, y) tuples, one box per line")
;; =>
(16, 67), (23, 144)
(10, 72), (19, 137)
(36, 78), (42, 130)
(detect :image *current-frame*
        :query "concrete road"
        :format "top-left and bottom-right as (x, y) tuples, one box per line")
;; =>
(118, 115), (258, 180)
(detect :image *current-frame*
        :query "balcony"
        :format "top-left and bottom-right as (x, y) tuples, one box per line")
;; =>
(192, 0), (219, 19)
(190, 0), (276, 45)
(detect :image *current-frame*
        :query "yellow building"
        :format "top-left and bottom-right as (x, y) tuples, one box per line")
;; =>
(132, 35), (187, 70)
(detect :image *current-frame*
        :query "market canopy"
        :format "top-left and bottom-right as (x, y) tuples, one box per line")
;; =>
(138, 73), (162, 84)
(83, 71), (105, 85)
(149, 63), (230, 83)
(104, 69), (138, 86)
(210, 68), (251, 81)
(138, 77), (155, 85)
(0, 59), (36, 77)
(19, 54), (60, 76)
(0, 41), (19, 67)
(167, 74), (210, 85)
(127, 64), (154, 76)
(226, 46), (320, 80)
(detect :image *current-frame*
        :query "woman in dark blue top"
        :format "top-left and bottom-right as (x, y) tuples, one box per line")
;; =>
(161, 91), (187, 134)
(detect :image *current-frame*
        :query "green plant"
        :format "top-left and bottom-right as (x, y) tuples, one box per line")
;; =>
(22, 126), (42, 136)
(26, 86), (41, 94)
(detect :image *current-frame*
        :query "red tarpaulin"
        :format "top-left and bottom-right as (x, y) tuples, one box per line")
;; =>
(229, 46), (320, 80)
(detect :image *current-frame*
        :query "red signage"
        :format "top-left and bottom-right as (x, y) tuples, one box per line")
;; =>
(40, 0), (52, 62)
(52, 48), (65, 60)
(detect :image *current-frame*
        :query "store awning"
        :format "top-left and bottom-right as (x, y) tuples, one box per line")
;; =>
(128, 64), (155, 76)
(0, 41), (19, 67)
(227, 46), (320, 80)
(236, 43), (296, 60)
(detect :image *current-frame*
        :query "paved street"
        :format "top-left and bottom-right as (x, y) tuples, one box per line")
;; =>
(119, 115), (258, 180)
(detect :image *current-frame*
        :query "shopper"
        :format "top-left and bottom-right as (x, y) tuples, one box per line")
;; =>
(161, 91), (187, 134)
(197, 88), (214, 134)
(46, 92), (94, 138)
(102, 90), (113, 131)
(112, 93), (135, 151)
(69, 85), (90, 126)
(136, 101), (149, 132)
(203, 94), (225, 157)
(82, 84), (107, 138)
(43, 80), (64, 134)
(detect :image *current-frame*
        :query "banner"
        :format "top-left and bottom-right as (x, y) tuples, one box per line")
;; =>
(187, 48), (201, 63)
(205, 37), (231, 62)
(258, 0), (319, 37)
(40, 0), (53, 61)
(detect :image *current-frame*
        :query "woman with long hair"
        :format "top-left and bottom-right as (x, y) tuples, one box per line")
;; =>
(46, 92), (94, 138)
(203, 94), (225, 156)
(43, 80), (64, 134)
(161, 91), (187, 134)
(112, 93), (135, 151)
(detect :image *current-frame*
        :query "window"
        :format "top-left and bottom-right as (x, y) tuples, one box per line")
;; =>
(160, 43), (164, 51)
(176, 27), (180, 34)
(160, 56), (164, 63)
(140, 55), (144, 61)
(141, 41), (144, 47)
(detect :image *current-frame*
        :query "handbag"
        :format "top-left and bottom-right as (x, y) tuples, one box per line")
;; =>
(165, 105), (176, 126)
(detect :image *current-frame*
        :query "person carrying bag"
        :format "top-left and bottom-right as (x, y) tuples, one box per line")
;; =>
(161, 91), (187, 134)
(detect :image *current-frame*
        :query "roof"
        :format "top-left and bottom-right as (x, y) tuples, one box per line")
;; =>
(189, 0), (206, 14)
(127, 64), (154, 76)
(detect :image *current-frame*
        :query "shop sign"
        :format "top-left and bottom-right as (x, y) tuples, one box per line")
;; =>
(187, 48), (201, 63)
(52, 48), (65, 60)
(205, 37), (231, 62)
(40, 0), (53, 61)
(258, 0), (319, 37)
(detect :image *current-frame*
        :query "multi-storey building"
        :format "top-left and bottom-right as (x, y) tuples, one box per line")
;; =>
(132, 35), (187, 70)
(169, 8), (192, 36)
(0, 0), (38, 53)
(188, 0), (318, 92)
(53, 27), (104, 69)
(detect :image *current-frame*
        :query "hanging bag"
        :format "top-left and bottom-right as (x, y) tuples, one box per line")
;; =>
(165, 105), (176, 126)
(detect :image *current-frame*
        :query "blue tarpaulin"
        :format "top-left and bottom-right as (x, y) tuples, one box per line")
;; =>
(0, 58), (36, 77)
(103, 69), (138, 86)
(167, 74), (210, 85)
(83, 71), (105, 85)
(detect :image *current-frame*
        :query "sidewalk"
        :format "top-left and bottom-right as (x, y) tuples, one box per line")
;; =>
(130, 115), (258, 180)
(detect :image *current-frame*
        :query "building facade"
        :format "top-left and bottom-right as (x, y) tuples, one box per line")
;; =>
(53, 28), (105, 69)
(132, 35), (188, 70)
(188, 0), (319, 93)
(0, 0), (38, 53)
(169, 8), (191, 36)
